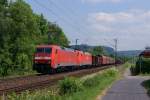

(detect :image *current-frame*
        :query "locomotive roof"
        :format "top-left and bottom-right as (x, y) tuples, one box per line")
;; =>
(36, 45), (91, 54)
(37, 45), (76, 52)
(36, 45), (60, 48)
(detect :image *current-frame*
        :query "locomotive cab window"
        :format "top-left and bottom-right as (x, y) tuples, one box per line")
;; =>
(36, 48), (52, 53)
(45, 48), (52, 53)
(36, 48), (44, 53)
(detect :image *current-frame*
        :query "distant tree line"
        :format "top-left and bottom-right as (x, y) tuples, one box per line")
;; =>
(0, 0), (69, 76)
(89, 46), (107, 56)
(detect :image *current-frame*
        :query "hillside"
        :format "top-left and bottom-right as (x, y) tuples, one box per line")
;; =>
(70, 44), (142, 57)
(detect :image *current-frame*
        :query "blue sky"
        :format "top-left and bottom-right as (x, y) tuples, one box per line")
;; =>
(26, 0), (150, 51)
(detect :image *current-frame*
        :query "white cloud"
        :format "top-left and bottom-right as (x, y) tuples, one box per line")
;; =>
(88, 10), (150, 33)
(82, 0), (122, 3)
(87, 10), (150, 50)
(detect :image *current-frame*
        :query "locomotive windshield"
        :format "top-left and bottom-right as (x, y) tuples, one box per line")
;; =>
(36, 48), (52, 53)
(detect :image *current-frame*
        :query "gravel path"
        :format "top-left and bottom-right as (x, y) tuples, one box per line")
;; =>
(102, 68), (150, 100)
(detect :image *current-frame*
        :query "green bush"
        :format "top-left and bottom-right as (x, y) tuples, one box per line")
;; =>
(132, 58), (150, 75)
(142, 80), (150, 95)
(0, 63), (9, 77)
(104, 68), (118, 77)
(59, 77), (83, 95)
(83, 76), (99, 88)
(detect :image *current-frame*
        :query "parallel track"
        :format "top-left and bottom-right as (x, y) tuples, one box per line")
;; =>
(0, 65), (116, 95)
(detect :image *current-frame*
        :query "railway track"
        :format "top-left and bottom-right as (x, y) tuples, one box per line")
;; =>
(0, 65), (115, 95)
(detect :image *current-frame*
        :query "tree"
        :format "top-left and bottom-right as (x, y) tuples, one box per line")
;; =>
(47, 22), (69, 47)
(39, 14), (48, 35)
(0, 0), (7, 5)
(90, 46), (105, 56)
(0, 0), (13, 76)
(8, 0), (40, 70)
(0, 0), (70, 76)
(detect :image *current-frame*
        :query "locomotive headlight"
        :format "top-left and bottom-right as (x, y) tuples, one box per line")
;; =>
(44, 57), (51, 60)
(35, 57), (41, 60)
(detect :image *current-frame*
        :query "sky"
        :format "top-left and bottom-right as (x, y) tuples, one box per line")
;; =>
(26, 0), (150, 51)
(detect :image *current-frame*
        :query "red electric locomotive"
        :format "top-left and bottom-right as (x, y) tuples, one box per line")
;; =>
(33, 45), (92, 73)
(33, 45), (117, 73)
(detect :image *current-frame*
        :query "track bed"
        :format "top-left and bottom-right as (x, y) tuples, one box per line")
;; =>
(0, 65), (116, 95)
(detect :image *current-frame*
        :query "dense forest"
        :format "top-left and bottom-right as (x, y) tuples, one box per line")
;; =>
(0, 0), (69, 76)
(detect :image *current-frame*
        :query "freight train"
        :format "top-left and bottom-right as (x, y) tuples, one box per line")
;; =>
(33, 45), (116, 73)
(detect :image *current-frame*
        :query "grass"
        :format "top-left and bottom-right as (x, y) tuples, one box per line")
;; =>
(7, 68), (119, 100)
(0, 70), (37, 79)
(61, 68), (118, 100)
(124, 62), (133, 68)
(140, 73), (150, 76)
(116, 62), (132, 77)
(62, 75), (117, 100)
(0, 64), (39, 79)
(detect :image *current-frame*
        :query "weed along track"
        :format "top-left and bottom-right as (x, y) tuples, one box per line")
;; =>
(0, 65), (115, 95)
